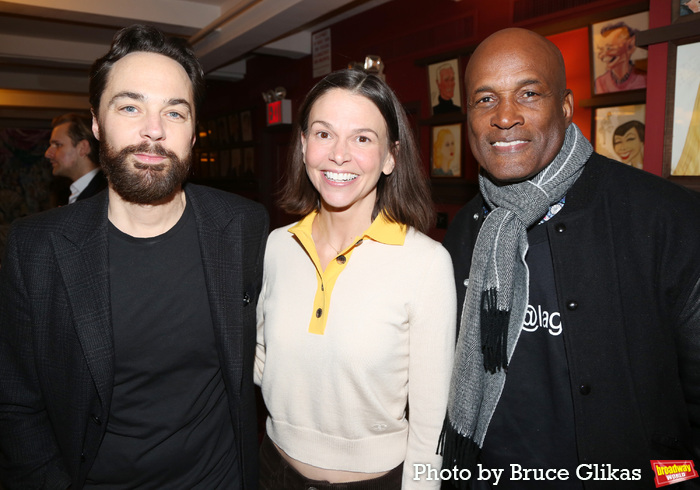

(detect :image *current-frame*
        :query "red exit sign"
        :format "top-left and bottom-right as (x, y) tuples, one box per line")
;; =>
(266, 99), (292, 126)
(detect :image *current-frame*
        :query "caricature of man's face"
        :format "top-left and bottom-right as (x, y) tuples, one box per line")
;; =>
(597, 27), (635, 72)
(437, 66), (456, 100)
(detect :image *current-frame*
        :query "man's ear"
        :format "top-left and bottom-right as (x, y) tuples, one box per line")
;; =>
(77, 139), (90, 157)
(562, 89), (574, 127)
(91, 109), (100, 141)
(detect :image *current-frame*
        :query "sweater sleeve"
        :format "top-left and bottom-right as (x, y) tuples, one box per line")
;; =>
(402, 242), (457, 488)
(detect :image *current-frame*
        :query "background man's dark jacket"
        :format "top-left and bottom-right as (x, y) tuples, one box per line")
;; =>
(75, 170), (108, 202)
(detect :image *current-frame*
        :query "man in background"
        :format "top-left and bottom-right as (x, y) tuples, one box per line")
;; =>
(440, 28), (699, 489)
(0, 24), (267, 489)
(45, 113), (107, 203)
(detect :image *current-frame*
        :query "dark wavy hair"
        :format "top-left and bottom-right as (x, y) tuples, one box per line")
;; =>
(278, 69), (435, 233)
(613, 120), (645, 142)
(51, 113), (99, 165)
(89, 24), (205, 119)
(600, 22), (639, 39)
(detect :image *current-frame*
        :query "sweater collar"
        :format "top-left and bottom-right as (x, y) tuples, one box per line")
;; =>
(289, 211), (406, 248)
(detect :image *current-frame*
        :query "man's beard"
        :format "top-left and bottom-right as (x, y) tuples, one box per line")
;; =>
(100, 140), (191, 204)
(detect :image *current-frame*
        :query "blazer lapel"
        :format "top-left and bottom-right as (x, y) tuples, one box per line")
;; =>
(187, 185), (245, 397)
(52, 195), (114, 406)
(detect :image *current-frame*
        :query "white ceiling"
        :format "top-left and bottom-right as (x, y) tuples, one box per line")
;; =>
(0, 0), (391, 125)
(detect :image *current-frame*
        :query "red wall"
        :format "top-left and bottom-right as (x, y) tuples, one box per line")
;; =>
(202, 0), (656, 233)
(644, 0), (671, 177)
(548, 28), (592, 141)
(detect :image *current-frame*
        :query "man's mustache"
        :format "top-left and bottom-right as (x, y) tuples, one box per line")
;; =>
(121, 142), (175, 158)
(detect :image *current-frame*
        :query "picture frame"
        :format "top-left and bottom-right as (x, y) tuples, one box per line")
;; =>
(593, 104), (646, 170)
(590, 11), (649, 95)
(430, 123), (462, 178)
(664, 39), (700, 183)
(672, 0), (700, 23)
(427, 59), (462, 116)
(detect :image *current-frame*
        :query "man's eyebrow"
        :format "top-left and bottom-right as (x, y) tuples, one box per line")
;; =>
(108, 91), (144, 106)
(517, 79), (542, 88)
(167, 99), (193, 113)
(471, 79), (543, 94)
(108, 92), (192, 112)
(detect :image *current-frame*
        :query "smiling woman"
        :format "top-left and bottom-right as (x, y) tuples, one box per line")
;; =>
(254, 69), (456, 489)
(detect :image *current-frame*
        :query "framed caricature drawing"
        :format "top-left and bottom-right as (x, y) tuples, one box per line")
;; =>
(591, 12), (649, 95)
(431, 123), (462, 178)
(667, 40), (700, 177)
(427, 59), (462, 116)
(594, 104), (646, 169)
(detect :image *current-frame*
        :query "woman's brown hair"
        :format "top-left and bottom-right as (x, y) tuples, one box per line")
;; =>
(278, 69), (435, 234)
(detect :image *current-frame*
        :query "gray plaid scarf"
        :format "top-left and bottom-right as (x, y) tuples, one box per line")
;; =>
(439, 123), (593, 487)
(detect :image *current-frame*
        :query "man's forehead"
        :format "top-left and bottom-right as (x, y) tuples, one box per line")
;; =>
(466, 36), (564, 91)
(51, 123), (71, 138)
(467, 56), (543, 87)
(104, 52), (193, 101)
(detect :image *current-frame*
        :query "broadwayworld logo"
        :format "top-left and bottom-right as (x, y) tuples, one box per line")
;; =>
(650, 460), (698, 487)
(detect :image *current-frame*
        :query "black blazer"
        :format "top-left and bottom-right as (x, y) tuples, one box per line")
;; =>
(75, 169), (108, 202)
(0, 183), (268, 489)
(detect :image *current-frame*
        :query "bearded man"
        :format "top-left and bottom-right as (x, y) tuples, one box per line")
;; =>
(0, 25), (267, 489)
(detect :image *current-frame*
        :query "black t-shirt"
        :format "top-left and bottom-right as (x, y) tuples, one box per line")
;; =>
(85, 203), (239, 489)
(476, 223), (582, 489)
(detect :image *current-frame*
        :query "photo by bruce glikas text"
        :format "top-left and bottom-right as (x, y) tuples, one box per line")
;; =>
(413, 463), (642, 485)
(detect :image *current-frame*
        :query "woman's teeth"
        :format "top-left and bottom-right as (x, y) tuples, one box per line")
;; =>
(324, 171), (358, 182)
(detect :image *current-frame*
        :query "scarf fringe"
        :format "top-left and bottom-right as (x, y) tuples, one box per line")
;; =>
(437, 416), (480, 490)
(480, 288), (510, 373)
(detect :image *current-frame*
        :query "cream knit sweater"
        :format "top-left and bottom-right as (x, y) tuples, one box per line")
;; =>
(255, 219), (456, 488)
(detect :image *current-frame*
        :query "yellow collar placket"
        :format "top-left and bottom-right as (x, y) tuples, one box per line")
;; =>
(288, 211), (406, 335)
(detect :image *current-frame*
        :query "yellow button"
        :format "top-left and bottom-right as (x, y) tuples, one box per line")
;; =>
(336, 255), (346, 265)
(315, 308), (322, 318)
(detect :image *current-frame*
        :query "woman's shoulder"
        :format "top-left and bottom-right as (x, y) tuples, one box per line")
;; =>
(404, 228), (452, 262)
(269, 216), (307, 236)
(264, 222), (300, 254)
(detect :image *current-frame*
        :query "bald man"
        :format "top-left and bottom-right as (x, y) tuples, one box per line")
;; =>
(440, 28), (700, 489)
